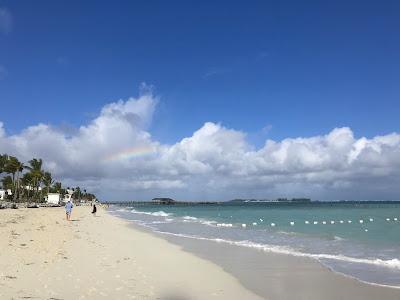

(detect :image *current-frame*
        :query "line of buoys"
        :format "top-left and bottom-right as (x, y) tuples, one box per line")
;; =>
(241, 216), (400, 230)
(217, 223), (233, 227)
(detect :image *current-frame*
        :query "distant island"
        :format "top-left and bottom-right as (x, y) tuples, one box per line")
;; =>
(104, 197), (312, 205)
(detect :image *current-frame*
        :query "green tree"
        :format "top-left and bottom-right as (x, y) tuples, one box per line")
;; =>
(43, 172), (53, 196)
(4, 156), (25, 200)
(26, 158), (44, 201)
(0, 154), (8, 175)
(1, 176), (13, 198)
(21, 172), (33, 200)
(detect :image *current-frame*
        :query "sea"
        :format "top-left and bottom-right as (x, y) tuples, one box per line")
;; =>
(109, 201), (400, 287)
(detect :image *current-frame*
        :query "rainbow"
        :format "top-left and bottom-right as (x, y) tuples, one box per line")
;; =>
(104, 145), (157, 161)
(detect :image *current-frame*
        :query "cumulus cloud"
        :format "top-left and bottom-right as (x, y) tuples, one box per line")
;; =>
(0, 88), (399, 201)
(0, 8), (12, 34)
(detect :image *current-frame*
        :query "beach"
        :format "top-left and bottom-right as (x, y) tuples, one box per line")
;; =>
(1, 206), (400, 300)
(0, 206), (261, 299)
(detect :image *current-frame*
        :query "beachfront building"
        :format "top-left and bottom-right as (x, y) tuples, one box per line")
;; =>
(0, 189), (12, 200)
(0, 189), (5, 200)
(46, 193), (61, 205)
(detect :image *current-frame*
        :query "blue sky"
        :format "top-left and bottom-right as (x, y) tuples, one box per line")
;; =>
(1, 1), (400, 200)
(1, 0), (399, 145)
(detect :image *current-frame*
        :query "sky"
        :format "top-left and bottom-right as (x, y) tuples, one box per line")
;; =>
(0, 1), (399, 201)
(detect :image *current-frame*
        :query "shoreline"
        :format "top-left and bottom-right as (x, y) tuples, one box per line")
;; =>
(111, 209), (400, 300)
(137, 225), (400, 290)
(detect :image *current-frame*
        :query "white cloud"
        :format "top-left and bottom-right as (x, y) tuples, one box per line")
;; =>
(0, 88), (399, 201)
(0, 8), (12, 34)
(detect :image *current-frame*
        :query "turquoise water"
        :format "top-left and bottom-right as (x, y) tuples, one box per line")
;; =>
(110, 202), (400, 286)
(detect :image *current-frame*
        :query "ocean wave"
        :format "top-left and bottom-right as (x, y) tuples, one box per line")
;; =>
(130, 209), (172, 217)
(149, 230), (400, 271)
(182, 216), (198, 220)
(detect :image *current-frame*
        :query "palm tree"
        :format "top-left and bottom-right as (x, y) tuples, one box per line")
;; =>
(21, 172), (33, 201)
(53, 182), (62, 193)
(25, 158), (44, 201)
(43, 172), (53, 196)
(14, 160), (25, 201)
(0, 154), (8, 175)
(4, 156), (24, 200)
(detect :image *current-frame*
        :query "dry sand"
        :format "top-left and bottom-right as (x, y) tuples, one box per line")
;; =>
(0, 206), (261, 300)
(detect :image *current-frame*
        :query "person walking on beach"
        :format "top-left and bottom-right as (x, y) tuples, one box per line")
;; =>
(91, 203), (97, 216)
(65, 199), (73, 221)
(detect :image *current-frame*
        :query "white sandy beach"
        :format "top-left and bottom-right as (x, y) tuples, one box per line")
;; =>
(0, 206), (261, 300)
(1, 206), (400, 300)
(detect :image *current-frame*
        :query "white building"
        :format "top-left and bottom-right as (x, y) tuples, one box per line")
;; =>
(0, 189), (6, 200)
(0, 189), (12, 200)
(25, 186), (42, 191)
(46, 193), (61, 205)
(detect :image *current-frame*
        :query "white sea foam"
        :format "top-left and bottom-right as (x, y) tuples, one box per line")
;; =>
(200, 220), (218, 226)
(151, 230), (400, 271)
(130, 209), (172, 217)
(183, 216), (198, 220)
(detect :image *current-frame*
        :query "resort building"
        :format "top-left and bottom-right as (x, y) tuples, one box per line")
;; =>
(0, 189), (5, 200)
(46, 193), (61, 205)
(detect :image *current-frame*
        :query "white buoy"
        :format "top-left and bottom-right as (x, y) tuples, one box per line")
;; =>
(242, 224), (247, 228)
(348, 220), (352, 223)
(313, 221), (318, 225)
(322, 221), (327, 225)
(271, 223), (276, 227)
(359, 220), (364, 224)
(386, 218), (391, 221)
(290, 221), (294, 226)
(305, 221), (310, 224)
(369, 218), (374, 222)
(330, 221), (335, 224)
(340, 220), (344, 224)
(394, 218), (398, 221)
(252, 222), (257, 226)
(365, 229), (368, 232)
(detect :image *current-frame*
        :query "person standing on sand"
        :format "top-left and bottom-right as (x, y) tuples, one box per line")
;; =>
(91, 203), (97, 216)
(65, 200), (73, 221)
